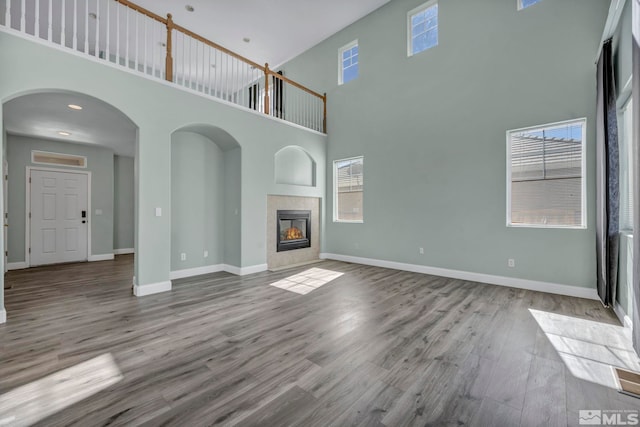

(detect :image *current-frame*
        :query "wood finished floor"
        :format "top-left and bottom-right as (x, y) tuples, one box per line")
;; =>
(1, 255), (640, 426)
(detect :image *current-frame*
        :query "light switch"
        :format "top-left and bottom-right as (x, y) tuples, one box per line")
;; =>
(155, 207), (162, 217)
(95, 209), (103, 215)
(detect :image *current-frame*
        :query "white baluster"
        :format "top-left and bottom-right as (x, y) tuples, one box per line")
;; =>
(105, 0), (109, 61)
(34, 0), (40, 38)
(47, 0), (52, 40)
(134, 12), (138, 71)
(61, 0), (66, 46)
(143, 15), (147, 74)
(20, 0), (25, 32)
(94, 0), (99, 56)
(84, 0), (88, 53)
(125, 6), (129, 67)
(115, 0), (119, 63)
(4, 0), (10, 28)
(72, 0), (77, 48)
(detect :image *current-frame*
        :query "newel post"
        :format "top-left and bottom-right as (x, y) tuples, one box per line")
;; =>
(323, 92), (327, 133)
(165, 14), (174, 82)
(264, 63), (270, 115)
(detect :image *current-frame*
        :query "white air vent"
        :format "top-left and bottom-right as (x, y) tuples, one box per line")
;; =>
(31, 151), (87, 168)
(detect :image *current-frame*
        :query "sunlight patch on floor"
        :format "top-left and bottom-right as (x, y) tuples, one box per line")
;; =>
(270, 267), (344, 295)
(0, 353), (123, 427)
(529, 309), (640, 389)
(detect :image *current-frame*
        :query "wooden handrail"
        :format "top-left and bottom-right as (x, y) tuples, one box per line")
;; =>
(113, 0), (326, 133)
(267, 70), (324, 99)
(114, 0), (167, 24)
(172, 23), (265, 72)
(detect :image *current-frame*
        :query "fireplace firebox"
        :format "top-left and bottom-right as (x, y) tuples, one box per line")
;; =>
(277, 210), (311, 252)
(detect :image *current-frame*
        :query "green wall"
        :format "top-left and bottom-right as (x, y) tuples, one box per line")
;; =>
(224, 147), (242, 268)
(171, 131), (225, 270)
(282, 0), (609, 288)
(7, 134), (114, 261)
(114, 155), (134, 250)
(0, 30), (326, 300)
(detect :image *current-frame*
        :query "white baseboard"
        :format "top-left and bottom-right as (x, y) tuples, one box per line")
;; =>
(7, 262), (28, 271)
(88, 254), (115, 262)
(133, 280), (171, 297)
(170, 264), (224, 280)
(320, 253), (599, 301)
(223, 264), (268, 276)
(0, 308), (6, 324)
(613, 302), (633, 330)
(114, 248), (134, 255)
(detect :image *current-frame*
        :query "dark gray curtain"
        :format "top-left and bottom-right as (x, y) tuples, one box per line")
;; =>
(596, 39), (620, 307)
(631, 0), (640, 355)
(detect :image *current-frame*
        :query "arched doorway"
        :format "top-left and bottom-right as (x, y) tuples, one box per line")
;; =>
(2, 90), (138, 310)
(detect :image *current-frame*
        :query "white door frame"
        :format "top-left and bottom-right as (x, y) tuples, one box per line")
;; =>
(25, 166), (92, 267)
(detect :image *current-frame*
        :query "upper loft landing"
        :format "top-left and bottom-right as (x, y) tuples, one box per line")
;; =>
(0, 0), (326, 134)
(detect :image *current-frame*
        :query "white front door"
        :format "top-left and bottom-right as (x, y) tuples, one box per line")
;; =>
(30, 169), (88, 266)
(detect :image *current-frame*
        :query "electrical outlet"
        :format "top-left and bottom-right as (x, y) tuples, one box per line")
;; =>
(204, 250), (208, 258)
(180, 253), (187, 261)
(419, 247), (424, 255)
(508, 258), (515, 268)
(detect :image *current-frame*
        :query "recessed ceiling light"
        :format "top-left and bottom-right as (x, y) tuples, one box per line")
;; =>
(185, 5), (194, 12)
(58, 131), (72, 136)
(68, 104), (83, 110)
(243, 37), (251, 43)
(89, 12), (97, 19)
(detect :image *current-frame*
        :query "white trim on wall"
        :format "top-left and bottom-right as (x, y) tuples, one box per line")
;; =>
(7, 262), (28, 270)
(0, 308), (6, 324)
(25, 166), (92, 267)
(319, 253), (599, 300)
(114, 248), (135, 255)
(614, 302), (634, 330)
(223, 264), (268, 276)
(170, 264), (224, 280)
(133, 281), (172, 297)
(88, 254), (115, 262)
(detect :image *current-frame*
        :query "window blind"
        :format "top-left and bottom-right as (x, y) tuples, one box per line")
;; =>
(509, 120), (585, 227)
(335, 157), (363, 221)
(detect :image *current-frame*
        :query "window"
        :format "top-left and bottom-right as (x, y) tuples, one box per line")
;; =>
(408, 1), (438, 57)
(518, 0), (542, 10)
(339, 41), (359, 85)
(334, 157), (363, 222)
(31, 151), (86, 168)
(507, 119), (586, 228)
(620, 98), (634, 231)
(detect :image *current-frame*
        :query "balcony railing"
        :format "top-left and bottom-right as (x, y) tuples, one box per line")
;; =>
(0, 0), (327, 133)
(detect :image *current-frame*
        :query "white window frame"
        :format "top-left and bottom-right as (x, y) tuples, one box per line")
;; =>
(407, 0), (438, 57)
(619, 95), (634, 232)
(333, 156), (364, 223)
(506, 118), (587, 229)
(518, 0), (541, 10)
(338, 40), (359, 85)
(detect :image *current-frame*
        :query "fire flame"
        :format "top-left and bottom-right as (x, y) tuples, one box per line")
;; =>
(283, 227), (304, 240)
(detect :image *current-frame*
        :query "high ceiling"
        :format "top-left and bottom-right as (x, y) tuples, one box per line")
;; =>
(133, 0), (390, 68)
(4, 1), (389, 155)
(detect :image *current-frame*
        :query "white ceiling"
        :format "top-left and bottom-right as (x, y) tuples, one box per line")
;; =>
(133, 0), (390, 68)
(4, 92), (138, 157)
